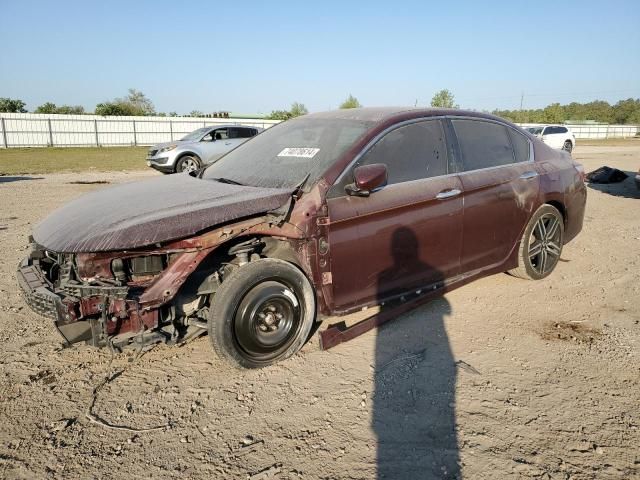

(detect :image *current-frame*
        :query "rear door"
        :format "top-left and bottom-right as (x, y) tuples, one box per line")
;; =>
(326, 119), (464, 311)
(450, 118), (539, 274)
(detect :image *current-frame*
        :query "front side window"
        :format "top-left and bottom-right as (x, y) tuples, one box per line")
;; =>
(357, 120), (449, 184)
(451, 119), (515, 171)
(214, 129), (229, 140)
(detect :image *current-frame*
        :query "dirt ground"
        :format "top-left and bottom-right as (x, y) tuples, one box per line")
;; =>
(1, 146), (638, 480)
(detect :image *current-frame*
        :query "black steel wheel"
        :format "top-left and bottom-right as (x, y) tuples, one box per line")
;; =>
(209, 258), (316, 368)
(509, 204), (564, 280)
(176, 155), (201, 173)
(562, 140), (573, 154)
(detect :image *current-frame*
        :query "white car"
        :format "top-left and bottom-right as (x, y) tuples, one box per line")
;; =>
(525, 125), (575, 153)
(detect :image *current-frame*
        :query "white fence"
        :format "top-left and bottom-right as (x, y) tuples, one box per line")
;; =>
(0, 113), (281, 148)
(0, 113), (638, 148)
(518, 123), (639, 139)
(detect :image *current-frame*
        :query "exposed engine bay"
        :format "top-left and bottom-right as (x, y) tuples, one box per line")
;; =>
(18, 235), (291, 351)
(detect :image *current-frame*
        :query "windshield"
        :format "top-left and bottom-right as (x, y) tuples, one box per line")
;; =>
(526, 127), (543, 135)
(202, 117), (373, 189)
(180, 127), (210, 141)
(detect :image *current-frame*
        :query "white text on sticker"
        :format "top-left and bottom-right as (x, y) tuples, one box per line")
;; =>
(277, 147), (320, 158)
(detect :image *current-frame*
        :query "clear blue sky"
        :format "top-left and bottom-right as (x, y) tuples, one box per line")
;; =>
(1, 0), (638, 115)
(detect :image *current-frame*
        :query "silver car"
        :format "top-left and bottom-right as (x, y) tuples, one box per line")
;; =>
(147, 125), (262, 173)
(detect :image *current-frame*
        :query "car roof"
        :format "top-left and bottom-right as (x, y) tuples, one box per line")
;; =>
(201, 124), (259, 130)
(304, 107), (509, 126)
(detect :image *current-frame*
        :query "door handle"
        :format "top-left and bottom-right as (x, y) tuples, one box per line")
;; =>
(519, 171), (539, 180)
(436, 188), (461, 200)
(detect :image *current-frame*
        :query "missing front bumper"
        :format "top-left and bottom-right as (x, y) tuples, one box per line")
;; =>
(17, 258), (93, 345)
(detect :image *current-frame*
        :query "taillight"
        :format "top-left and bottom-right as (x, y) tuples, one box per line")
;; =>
(573, 162), (586, 182)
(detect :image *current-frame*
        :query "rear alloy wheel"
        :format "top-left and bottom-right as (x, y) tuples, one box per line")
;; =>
(176, 155), (201, 173)
(208, 258), (316, 368)
(562, 140), (573, 154)
(509, 204), (564, 280)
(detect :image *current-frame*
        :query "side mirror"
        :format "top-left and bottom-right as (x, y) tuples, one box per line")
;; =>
(345, 164), (388, 197)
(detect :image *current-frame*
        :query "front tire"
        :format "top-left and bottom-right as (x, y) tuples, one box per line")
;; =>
(509, 204), (564, 280)
(176, 154), (201, 173)
(208, 258), (316, 369)
(562, 140), (573, 154)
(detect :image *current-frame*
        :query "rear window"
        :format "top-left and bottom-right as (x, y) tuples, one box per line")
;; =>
(509, 129), (530, 163)
(229, 127), (256, 139)
(451, 119), (515, 171)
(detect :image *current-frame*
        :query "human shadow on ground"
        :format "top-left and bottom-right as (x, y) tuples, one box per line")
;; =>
(373, 227), (459, 479)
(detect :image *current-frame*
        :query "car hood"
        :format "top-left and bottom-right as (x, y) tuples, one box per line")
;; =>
(33, 174), (293, 253)
(151, 140), (188, 150)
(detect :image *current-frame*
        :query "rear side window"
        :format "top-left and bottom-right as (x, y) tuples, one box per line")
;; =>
(451, 119), (515, 171)
(358, 120), (448, 184)
(557, 126), (568, 134)
(229, 127), (255, 139)
(543, 126), (557, 135)
(508, 129), (530, 163)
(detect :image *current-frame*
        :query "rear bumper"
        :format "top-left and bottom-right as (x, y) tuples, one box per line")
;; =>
(17, 257), (94, 344)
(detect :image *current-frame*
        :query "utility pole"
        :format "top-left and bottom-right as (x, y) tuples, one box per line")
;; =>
(520, 91), (524, 111)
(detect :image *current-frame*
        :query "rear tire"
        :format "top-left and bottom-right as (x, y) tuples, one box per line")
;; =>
(208, 258), (316, 369)
(562, 140), (573, 154)
(509, 204), (564, 280)
(176, 155), (201, 173)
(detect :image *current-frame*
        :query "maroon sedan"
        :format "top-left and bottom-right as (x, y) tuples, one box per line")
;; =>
(18, 108), (586, 368)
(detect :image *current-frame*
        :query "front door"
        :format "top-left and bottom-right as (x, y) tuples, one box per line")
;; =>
(326, 119), (464, 312)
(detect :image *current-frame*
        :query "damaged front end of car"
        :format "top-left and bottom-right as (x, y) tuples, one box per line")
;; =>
(18, 214), (309, 351)
(18, 238), (210, 349)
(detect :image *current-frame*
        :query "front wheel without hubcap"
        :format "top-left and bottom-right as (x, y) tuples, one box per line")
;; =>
(208, 258), (316, 368)
(509, 204), (564, 280)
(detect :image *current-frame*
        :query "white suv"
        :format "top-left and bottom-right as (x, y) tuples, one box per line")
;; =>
(525, 125), (575, 153)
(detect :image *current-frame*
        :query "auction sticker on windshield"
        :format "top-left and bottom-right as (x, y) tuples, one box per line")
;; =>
(277, 147), (320, 158)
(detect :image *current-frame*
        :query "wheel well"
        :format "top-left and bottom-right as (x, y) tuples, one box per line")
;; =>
(174, 152), (201, 171)
(545, 200), (566, 225)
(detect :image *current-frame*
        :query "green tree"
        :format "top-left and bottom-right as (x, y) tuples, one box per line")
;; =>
(267, 110), (292, 121)
(189, 110), (204, 117)
(267, 102), (308, 120)
(95, 101), (138, 116)
(289, 102), (308, 117)
(125, 88), (155, 115)
(35, 102), (58, 114)
(169, 112), (178, 117)
(339, 94), (361, 109)
(0, 97), (27, 113)
(95, 89), (155, 116)
(542, 103), (564, 124)
(36, 102), (84, 114)
(430, 89), (458, 108)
